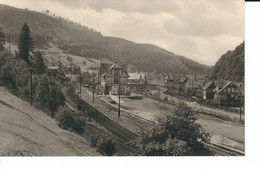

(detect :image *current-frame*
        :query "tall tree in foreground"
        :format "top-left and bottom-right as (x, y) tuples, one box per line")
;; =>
(18, 22), (34, 65)
(131, 101), (212, 156)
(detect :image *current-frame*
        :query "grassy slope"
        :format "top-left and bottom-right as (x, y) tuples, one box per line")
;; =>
(0, 4), (209, 74)
(0, 87), (99, 156)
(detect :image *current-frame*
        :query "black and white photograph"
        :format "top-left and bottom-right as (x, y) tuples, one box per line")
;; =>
(0, 0), (247, 161)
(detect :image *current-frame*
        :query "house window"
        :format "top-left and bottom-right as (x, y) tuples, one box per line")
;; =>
(231, 94), (234, 98)
(114, 78), (119, 84)
(232, 88), (235, 92)
(235, 95), (238, 100)
(114, 69), (119, 76)
(223, 95), (227, 100)
(228, 88), (231, 92)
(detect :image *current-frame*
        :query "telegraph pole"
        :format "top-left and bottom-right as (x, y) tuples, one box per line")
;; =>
(157, 75), (160, 98)
(30, 68), (33, 106)
(118, 75), (121, 117)
(239, 90), (242, 121)
(92, 74), (95, 103)
(142, 78), (144, 93)
(8, 44), (11, 55)
(79, 73), (82, 98)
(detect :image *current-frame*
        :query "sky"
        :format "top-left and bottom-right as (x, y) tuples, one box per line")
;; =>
(0, 0), (244, 66)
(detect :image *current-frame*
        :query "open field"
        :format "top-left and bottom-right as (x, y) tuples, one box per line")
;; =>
(0, 87), (99, 156)
(4, 42), (101, 73)
(41, 43), (100, 71)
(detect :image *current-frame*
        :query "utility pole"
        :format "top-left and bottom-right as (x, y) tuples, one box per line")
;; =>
(157, 75), (160, 98)
(239, 90), (242, 121)
(92, 74), (95, 103)
(8, 44), (11, 55)
(79, 73), (82, 98)
(142, 78), (144, 93)
(118, 74), (121, 117)
(30, 68), (33, 106)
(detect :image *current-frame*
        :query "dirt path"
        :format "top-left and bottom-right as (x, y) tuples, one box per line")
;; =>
(0, 87), (99, 156)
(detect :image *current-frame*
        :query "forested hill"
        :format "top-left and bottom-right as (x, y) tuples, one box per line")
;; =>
(0, 4), (209, 74)
(208, 42), (244, 82)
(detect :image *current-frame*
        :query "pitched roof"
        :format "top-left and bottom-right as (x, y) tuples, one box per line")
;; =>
(100, 62), (113, 75)
(218, 81), (239, 93)
(216, 80), (228, 88)
(166, 74), (174, 80)
(102, 62), (129, 77)
(179, 77), (188, 83)
(202, 81), (214, 90)
(186, 79), (200, 88)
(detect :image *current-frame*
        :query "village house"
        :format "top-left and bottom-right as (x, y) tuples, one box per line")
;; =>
(144, 73), (158, 90)
(214, 81), (242, 107)
(214, 80), (227, 92)
(46, 64), (68, 83)
(95, 62), (130, 95)
(127, 73), (145, 93)
(179, 76), (188, 91)
(165, 74), (178, 94)
(166, 74), (188, 95)
(157, 73), (167, 87)
(202, 81), (216, 100)
(185, 76), (204, 98)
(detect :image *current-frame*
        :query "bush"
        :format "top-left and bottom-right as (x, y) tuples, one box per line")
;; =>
(90, 136), (99, 147)
(97, 137), (116, 156)
(131, 101), (212, 156)
(91, 136), (116, 156)
(58, 110), (86, 135)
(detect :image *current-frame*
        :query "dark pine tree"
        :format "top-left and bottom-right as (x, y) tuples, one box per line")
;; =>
(18, 22), (34, 65)
(33, 51), (46, 74)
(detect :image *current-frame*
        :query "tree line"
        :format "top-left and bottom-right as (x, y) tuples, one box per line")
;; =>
(0, 23), (64, 117)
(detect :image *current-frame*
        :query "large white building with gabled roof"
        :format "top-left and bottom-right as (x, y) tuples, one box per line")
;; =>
(95, 62), (130, 95)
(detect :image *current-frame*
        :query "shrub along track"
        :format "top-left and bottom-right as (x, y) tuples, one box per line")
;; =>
(66, 87), (140, 155)
(83, 123), (139, 155)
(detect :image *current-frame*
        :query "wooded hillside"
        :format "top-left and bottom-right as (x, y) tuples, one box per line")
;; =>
(208, 42), (244, 82)
(0, 4), (209, 74)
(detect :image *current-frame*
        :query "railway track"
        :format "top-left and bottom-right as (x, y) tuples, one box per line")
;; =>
(84, 123), (140, 155)
(67, 87), (244, 156)
(205, 143), (245, 156)
(102, 101), (151, 129)
(76, 99), (138, 142)
(67, 87), (140, 155)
